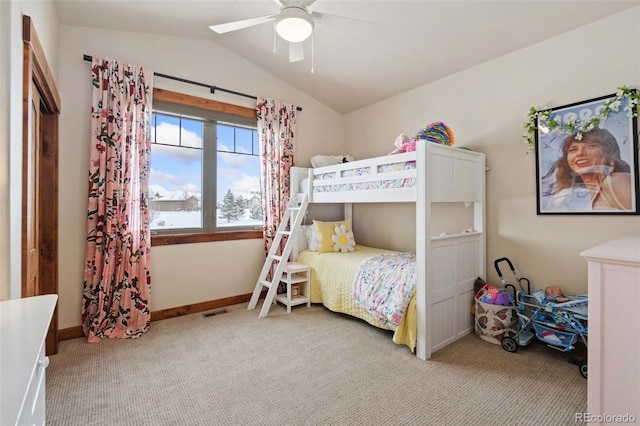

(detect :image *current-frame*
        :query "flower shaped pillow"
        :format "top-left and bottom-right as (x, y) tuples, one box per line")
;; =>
(331, 223), (355, 253)
(313, 219), (356, 253)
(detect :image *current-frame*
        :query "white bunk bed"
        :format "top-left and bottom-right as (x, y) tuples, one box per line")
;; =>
(290, 142), (486, 361)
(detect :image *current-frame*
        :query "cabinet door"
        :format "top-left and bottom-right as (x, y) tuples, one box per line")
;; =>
(587, 260), (640, 419)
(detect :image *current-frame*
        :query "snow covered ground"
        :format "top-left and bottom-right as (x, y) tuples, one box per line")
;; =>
(151, 210), (262, 230)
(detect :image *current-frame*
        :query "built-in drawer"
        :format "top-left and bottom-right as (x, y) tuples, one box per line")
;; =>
(18, 345), (49, 425)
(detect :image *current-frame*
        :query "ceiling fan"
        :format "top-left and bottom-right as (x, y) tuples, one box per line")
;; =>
(209, 0), (374, 63)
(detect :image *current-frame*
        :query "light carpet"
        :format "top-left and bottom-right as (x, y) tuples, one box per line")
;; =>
(46, 302), (587, 425)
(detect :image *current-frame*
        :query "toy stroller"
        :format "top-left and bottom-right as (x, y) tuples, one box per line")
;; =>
(494, 258), (588, 379)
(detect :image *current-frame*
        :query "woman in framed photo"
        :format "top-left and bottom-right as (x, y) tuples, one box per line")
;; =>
(542, 128), (632, 212)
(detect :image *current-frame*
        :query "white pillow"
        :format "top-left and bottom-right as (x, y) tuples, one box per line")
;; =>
(301, 225), (319, 251)
(310, 155), (355, 168)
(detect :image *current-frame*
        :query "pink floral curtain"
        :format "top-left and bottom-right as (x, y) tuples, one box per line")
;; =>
(82, 58), (153, 342)
(256, 98), (297, 257)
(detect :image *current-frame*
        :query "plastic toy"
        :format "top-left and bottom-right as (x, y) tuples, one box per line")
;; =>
(389, 122), (455, 155)
(413, 121), (455, 146)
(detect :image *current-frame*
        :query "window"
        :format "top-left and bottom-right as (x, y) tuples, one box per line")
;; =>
(149, 89), (262, 246)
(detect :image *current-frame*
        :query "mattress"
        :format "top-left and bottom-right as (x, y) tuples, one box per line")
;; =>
(296, 245), (417, 351)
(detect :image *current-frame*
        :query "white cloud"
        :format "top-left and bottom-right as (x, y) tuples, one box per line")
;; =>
(154, 122), (179, 144)
(179, 128), (202, 149)
(218, 167), (246, 182)
(152, 123), (202, 165)
(183, 183), (200, 193)
(150, 168), (183, 187)
(231, 175), (260, 195)
(236, 145), (251, 155)
(150, 167), (201, 193)
(218, 151), (253, 168)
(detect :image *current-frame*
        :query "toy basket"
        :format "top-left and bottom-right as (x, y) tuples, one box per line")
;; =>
(474, 298), (517, 345)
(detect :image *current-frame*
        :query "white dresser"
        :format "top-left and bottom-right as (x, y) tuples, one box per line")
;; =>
(581, 237), (640, 424)
(1, 294), (57, 426)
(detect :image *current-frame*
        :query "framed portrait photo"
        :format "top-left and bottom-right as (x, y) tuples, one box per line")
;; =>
(535, 91), (640, 215)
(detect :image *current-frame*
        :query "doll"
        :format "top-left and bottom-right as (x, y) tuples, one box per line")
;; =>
(545, 285), (570, 303)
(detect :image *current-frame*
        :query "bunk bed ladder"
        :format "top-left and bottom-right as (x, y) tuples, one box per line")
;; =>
(248, 193), (309, 318)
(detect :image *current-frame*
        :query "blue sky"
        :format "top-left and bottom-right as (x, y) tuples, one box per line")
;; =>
(150, 114), (261, 203)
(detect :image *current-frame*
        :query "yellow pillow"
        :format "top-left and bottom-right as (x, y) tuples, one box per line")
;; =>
(313, 219), (356, 253)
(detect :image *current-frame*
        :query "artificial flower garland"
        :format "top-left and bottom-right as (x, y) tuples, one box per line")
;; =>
(522, 86), (640, 152)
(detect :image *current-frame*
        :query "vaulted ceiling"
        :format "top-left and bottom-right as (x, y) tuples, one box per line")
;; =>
(54, 0), (639, 113)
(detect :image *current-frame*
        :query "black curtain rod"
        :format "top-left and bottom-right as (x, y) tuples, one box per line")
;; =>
(83, 54), (302, 111)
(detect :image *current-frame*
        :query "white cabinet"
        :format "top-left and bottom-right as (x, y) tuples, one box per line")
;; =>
(276, 262), (311, 313)
(1, 294), (58, 426)
(581, 237), (640, 424)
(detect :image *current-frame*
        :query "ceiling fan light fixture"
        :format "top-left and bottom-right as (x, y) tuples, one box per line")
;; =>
(275, 7), (314, 43)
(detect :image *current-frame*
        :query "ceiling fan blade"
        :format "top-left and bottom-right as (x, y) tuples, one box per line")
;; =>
(310, 11), (378, 26)
(209, 14), (276, 34)
(289, 42), (304, 63)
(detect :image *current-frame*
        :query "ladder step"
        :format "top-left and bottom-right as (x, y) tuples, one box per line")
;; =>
(259, 280), (272, 289)
(250, 192), (309, 318)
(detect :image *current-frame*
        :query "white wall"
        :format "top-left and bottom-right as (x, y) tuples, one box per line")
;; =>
(56, 25), (344, 329)
(0, 0), (59, 301)
(0, 0), (12, 301)
(344, 7), (640, 296)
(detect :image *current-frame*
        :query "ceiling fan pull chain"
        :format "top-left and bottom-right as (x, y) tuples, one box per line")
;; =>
(273, 22), (277, 53)
(311, 33), (315, 74)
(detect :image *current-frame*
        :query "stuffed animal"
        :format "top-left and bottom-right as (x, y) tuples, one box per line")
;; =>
(494, 291), (511, 306)
(480, 287), (498, 304)
(389, 133), (413, 154)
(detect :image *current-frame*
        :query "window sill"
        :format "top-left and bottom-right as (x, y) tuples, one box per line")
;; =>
(151, 229), (262, 246)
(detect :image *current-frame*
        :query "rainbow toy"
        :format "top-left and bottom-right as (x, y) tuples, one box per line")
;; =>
(413, 121), (455, 146)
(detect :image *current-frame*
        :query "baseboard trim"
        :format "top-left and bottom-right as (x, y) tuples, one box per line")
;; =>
(59, 326), (84, 341)
(58, 292), (256, 341)
(150, 293), (253, 321)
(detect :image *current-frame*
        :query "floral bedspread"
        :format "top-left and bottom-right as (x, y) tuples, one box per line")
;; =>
(351, 252), (417, 329)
